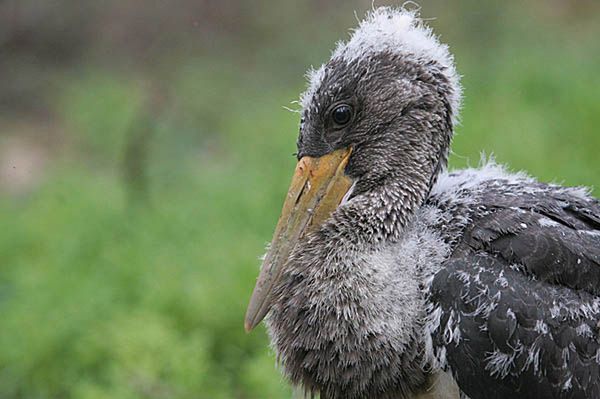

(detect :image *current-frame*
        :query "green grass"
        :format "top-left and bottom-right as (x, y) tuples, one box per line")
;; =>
(1, 6), (599, 399)
(0, 69), (303, 396)
(0, 167), (294, 398)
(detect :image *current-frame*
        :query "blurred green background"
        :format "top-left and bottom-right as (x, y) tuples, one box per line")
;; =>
(0, 1), (598, 398)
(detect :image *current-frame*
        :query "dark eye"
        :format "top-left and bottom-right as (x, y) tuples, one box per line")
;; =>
(331, 104), (352, 126)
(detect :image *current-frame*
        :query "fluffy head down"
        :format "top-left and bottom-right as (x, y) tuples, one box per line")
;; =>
(301, 7), (462, 124)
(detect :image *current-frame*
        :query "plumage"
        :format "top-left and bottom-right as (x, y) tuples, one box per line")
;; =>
(245, 7), (600, 399)
(427, 169), (600, 398)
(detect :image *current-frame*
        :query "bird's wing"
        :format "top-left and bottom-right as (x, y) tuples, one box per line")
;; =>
(468, 203), (600, 296)
(427, 193), (600, 399)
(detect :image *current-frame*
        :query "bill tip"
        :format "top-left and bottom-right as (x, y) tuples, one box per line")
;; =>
(244, 318), (256, 333)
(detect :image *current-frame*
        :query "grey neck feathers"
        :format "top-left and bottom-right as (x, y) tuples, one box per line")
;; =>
(268, 174), (452, 398)
(333, 153), (447, 251)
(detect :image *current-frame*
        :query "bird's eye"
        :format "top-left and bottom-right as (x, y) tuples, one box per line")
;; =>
(331, 104), (352, 126)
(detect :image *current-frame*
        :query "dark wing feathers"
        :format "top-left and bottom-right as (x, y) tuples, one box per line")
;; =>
(431, 254), (600, 399)
(469, 207), (600, 295)
(430, 187), (600, 399)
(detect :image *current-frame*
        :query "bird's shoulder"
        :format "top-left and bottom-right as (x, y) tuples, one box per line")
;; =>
(426, 163), (600, 293)
(423, 163), (600, 398)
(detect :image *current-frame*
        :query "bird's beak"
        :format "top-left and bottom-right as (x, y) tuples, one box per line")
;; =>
(244, 147), (353, 332)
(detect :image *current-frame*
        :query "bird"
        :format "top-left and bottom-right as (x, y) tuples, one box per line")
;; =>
(244, 7), (600, 399)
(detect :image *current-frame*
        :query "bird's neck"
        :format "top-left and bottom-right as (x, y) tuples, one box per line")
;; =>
(332, 173), (433, 249)
(267, 189), (452, 398)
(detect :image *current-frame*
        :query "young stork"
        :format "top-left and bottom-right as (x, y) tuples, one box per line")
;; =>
(245, 7), (600, 399)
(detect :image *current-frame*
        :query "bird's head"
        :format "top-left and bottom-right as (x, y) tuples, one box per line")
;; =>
(245, 7), (461, 331)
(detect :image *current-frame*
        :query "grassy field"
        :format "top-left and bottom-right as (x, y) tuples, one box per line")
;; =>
(0, 2), (599, 398)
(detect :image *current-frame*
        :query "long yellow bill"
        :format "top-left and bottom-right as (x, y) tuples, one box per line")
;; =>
(244, 147), (353, 332)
